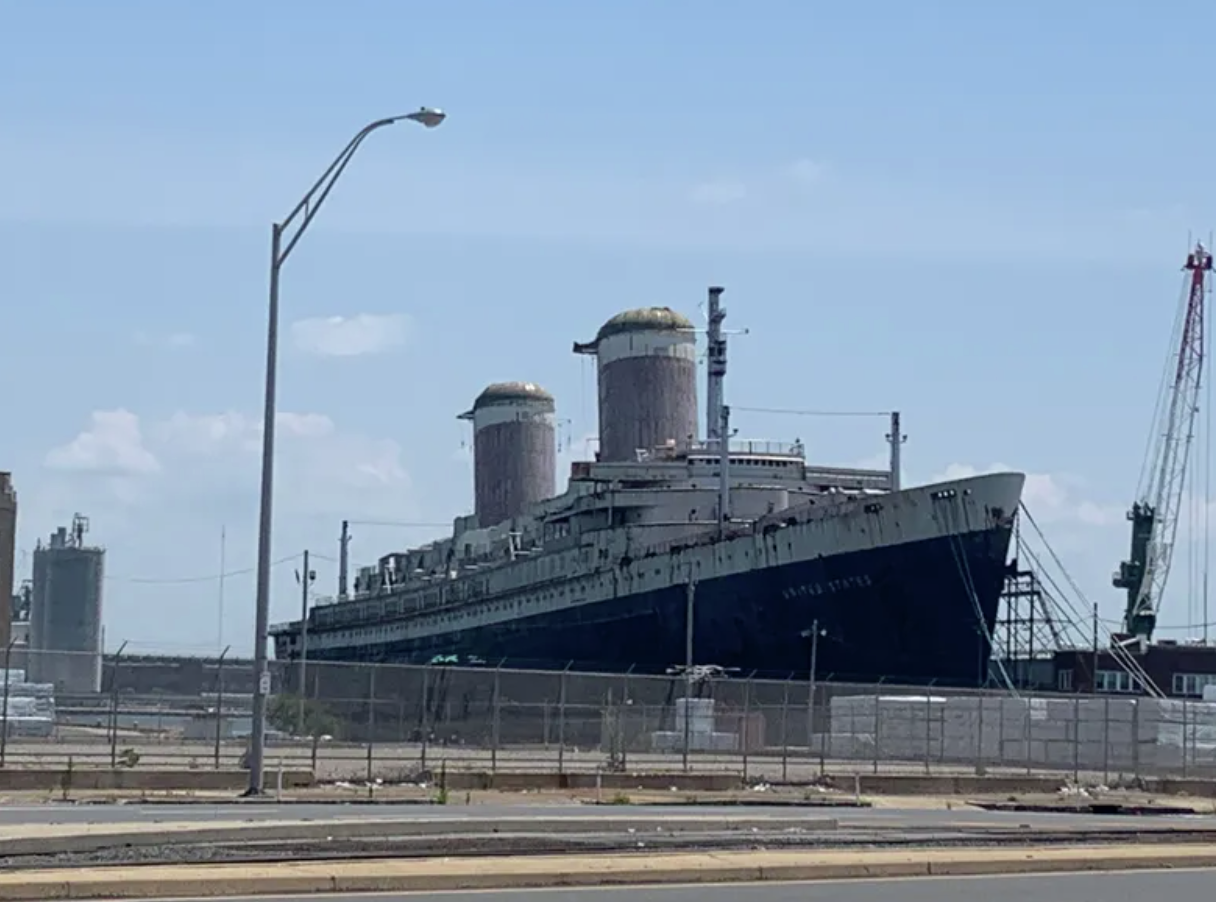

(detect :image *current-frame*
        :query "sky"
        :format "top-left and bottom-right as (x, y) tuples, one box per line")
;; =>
(2, 0), (1216, 656)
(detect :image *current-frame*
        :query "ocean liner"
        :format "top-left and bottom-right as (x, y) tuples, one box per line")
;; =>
(271, 288), (1024, 686)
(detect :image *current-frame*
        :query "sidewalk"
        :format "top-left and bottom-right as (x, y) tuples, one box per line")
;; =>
(1, 843), (1215, 900)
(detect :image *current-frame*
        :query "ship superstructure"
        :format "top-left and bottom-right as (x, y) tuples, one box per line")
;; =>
(272, 287), (1024, 685)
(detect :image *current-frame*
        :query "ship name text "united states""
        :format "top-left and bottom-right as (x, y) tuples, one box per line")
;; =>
(781, 573), (873, 600)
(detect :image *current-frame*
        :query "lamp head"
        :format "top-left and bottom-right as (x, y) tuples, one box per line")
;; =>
(404, 107), (446, 128)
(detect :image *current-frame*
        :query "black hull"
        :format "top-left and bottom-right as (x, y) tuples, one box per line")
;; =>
(298, 526), (1013, 687)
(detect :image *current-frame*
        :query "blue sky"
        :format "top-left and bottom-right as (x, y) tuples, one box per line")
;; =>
(2, 0), (1215, 655)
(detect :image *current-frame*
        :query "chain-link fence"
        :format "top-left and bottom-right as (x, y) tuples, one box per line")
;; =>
(1, 649), (1214, 781)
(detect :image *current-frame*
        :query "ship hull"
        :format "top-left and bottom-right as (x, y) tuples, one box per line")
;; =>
(302, 524), (1012, 686)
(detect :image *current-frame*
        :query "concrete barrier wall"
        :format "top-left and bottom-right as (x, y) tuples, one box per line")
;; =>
(0, 768), (315, 791)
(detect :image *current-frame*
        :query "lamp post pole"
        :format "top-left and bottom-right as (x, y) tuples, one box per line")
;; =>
(245, 107), (446, 795)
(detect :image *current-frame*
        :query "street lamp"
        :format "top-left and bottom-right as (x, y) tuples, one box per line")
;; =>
(245, 107), (446, 796)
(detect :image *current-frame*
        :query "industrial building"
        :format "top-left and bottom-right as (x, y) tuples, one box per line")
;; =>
(574, 307), (698, 463)
(0, 472), (15, 649)
(458, 382), (557, 528)
(28, 514), (104, 693)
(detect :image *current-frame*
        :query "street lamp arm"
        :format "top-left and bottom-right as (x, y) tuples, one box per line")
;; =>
(246, 104), (444, 796)
(275, 118), (396, 268)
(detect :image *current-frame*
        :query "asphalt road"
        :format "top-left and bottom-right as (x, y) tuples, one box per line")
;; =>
(0, 802), (1212, 831)
(154, 869), (1216, 901)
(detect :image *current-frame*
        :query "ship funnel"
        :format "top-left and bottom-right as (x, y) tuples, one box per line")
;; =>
(459, 382), (557, 528)
(573, 307), (698, 462)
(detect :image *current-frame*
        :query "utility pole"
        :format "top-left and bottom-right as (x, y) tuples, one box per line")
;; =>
(217, 526), (227, 655)
(338, 520), (350, 600)
(682, 576), (695, 772)
(297, 551), (314, 735)
(810, 618), (820, 686)
(805, 620), (821, 758)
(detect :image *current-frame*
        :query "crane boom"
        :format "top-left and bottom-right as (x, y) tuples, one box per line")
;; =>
(1114, 242), (1211, 641)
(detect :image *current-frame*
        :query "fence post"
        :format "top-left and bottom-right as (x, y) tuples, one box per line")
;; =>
(682, 682), (691, 775)
(741, 676), (752, 781)
(605, 685), (614, 766)
(1071, 695), (1080, 782)
(491, 666), (501, 775)
(818, 689), (829, 778)
(871, 686), (880, 775)
(398, 692), (407, 743)
(621, 671), (632, 772)
(1024, 691), (1033, 774)
(109, 643), (127, 769)
(214, 647), (229, 770)
(419, 666), (430, 771)
(366, 667), (376, 784)
(805, 674), (814, 769)
(310, 669), (320, 775)
(0, 639), (14, 768)
(780, 679), (790, 782)
(919, 690), (929, 778)
(1128, 700), (1138, 782)
(1102, 696), (1110, 785)
(1181, 699), (1189, 779)
(974, 693), (983, 775)
(557, 667), (568, 776)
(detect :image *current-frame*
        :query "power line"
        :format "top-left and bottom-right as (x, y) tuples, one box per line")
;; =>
(733, 406), (890, 418)
(106, 553), (303, 585)
(345, 519), (451, 528)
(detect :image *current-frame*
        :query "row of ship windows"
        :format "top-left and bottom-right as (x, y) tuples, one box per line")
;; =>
(688, 459), (800, 470)
(310, 537), (778, 645)
(318, 550), (584, 628)
(310, 528), (860, 642)
(310, 577), (604, 644)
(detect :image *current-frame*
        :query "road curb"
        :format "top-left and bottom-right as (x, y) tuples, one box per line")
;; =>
(0, 815), (840, 857)
(0, 845), (1214, 899)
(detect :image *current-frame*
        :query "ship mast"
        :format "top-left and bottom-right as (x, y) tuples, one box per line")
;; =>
(886, 411), (905, 491)
(706, 286), (731, 536)
(706, 287), (727, 443)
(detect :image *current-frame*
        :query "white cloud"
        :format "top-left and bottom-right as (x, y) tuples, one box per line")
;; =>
(32, 408), (417, 652)
(689, 181), (747, 206)
(290, 313), (409, 357)
(689, 160), (826, 209)
(133, 330), (195, 349)
(156, 411), (258, 454)
(44, 408), (412, 522)
(787, 158), (825, 187)
(851, 452), (890, 471)
(931, 462), (1125, 528)
(44, 409), (161, 476)
(155, 409), (410, 502)
(155, 411), (337, 455)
